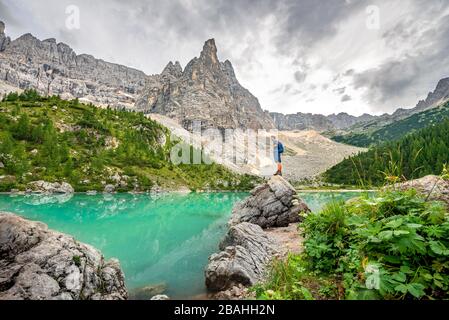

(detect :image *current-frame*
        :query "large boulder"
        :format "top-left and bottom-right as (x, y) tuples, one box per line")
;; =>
(27, 181), (74, 194)
(0, 213), (127, 300)
(230, 176), (310, 228)
(205, 222), (279, 293)
(395, 175), (449, 206)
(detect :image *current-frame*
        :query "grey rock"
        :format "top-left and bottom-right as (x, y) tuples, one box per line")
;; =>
(270, 111), (377, 132)
(104, 184), (115, 193)
(129, 283), (167, 300)
(0, 161), (4, 168)
(395, 175), (449, 206)
(230, 176), (310, 228)
(415, 78), (449, 113)
(205, 222), (279, 292)
(27, 181), (74, 194)
(0, 21), (11, 52)
(0, 22), (146, 109)
(136, 39), (275, 130)
(150, 294), (170, 300)
(0, 212), (127, 300)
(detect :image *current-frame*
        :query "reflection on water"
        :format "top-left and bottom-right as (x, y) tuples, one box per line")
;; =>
(0, 191), (367, 298)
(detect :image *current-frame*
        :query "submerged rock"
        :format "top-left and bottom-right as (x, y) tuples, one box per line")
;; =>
(230, 176), (310, 228)
(205, 222), (279, 293)
(129, 283), (167, 300)
(27, 181), (74, 194)
(395, 175), (449, 206)
(0, 212), (127, 300)
(150, 294), (170, 300)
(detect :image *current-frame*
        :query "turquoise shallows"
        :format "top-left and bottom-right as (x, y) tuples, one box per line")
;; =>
(0, 191), (365, 298)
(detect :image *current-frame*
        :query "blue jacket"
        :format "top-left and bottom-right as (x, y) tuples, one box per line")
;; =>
(274, 141), (284, 163)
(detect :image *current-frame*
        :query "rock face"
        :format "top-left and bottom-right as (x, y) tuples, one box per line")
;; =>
(0, 213), (127, 300)
(416, 78), (449, 113)
(205, 176), (310, 298)
(136, 39), (275, 130)
(395, 175), (449, 206)
(270, 111), (377, 132)
(27, 181), (74, 194)
(0, 21), (11, 52)
(230, 176), (310, 228)
(0, 22), (146, 109)
(205, 222), (279, 292)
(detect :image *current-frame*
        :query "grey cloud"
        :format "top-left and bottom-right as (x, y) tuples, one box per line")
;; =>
(0, 0), (21, 27)
(273, 0), (366, 55)
(294, 71), (306, 83)
(333, 87), (346, 95)
(341, 94), (351, 102)
(353, 13), (449, 112)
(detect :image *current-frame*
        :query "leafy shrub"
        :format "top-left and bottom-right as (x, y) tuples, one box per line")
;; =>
(258, 189), (449, 300)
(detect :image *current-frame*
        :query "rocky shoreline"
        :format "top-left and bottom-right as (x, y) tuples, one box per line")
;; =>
(204, 176), (311, 299)
(0, 213), (127, 300)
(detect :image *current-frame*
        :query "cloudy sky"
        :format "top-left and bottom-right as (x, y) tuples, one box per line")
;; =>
(1, 0), (449, 116)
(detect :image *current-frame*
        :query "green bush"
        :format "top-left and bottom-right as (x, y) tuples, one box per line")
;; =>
(257, 189), (449, 300)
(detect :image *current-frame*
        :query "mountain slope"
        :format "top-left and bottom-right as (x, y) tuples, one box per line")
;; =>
(0, 22), (147, 109)
(333, 101), (449, 147)
(270, 112), (377, 132)
(324, 118), (449, 186)
(135, 39), (275, 130)
(276, 130), (365, 181)
(333, 77), (449, 143)
(0, 90), (258, 192)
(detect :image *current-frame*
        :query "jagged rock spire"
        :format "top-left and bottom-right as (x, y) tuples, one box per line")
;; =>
(0, 21), (11, 51)
(200, 39), (219, 66)
(161, 61), (183, 78)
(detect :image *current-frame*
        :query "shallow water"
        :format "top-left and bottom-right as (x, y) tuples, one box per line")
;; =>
(0, 191), (365, 298)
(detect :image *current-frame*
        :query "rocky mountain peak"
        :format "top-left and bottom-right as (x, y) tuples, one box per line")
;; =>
(200, 38), (219, 66)
(416, 77), (449, 112)
(136, 39), (275, 130)
(0, 21), (11, 51)
(0, 28), (147, 107)
(161, 61), (183, 78)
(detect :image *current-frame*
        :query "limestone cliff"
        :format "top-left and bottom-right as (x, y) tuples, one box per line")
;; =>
(0, 21), (147, 109)
(136, 39), (275, 130)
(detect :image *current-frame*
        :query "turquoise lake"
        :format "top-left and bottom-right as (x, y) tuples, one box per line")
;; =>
(0, 191), (364, 298)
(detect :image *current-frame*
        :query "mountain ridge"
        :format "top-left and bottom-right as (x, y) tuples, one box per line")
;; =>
(0, 22), (147, 109)
(135, 39), (275, 130)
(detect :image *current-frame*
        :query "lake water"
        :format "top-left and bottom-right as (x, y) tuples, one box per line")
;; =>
(0, 191), (365, 298)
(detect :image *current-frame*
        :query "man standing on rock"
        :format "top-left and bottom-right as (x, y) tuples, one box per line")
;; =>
(272, 136), (284, 176)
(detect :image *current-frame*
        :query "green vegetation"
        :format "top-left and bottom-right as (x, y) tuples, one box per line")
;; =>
(255, 188), (449, 300)
(332, 101), (449, 147)
(324, 119), (449, 186)
(0, 90), (259, 192)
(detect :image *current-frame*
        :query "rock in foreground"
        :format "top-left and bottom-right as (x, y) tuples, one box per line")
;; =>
(396, 175), (449, 206)
(230, 176), (310, 228)
(0, 213), (127, 300)
(205, 222), (279, 293)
